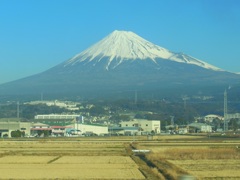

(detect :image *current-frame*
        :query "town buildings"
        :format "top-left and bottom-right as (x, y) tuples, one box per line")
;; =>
(0, 115), (162, 137)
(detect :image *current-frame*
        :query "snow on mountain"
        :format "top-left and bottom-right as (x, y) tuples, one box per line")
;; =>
(168, 53), (222, 71)
(64, 30), (222, 71)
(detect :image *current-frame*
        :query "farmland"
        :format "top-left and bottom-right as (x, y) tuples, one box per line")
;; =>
(0, 135), (240, 179)
(0, 140), (144, 180)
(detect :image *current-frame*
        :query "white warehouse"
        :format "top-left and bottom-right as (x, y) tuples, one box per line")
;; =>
(120, 119), (161, 134)
(73, 123), (108, 136)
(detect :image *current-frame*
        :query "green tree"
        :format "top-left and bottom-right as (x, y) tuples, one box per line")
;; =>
(11, 130), (22, 138)
(229, 119), (239, 131)
(21, 131), (25, 137)
(43, 130), (49, 137)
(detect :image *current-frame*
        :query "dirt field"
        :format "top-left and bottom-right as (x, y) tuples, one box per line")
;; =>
(0, 135), (240, 179)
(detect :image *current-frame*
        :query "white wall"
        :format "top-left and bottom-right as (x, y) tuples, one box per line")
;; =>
(120, 119), (161, 134)
(201, 125), (212, 132)
(74, 123), (108, 135)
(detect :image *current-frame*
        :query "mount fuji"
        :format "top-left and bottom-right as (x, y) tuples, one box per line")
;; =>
(64, 30), (221, 71)
(0, 30), (239, 98)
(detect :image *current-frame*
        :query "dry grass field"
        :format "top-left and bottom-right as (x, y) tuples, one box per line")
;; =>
(0, 156), (144, 179)
(0, 140), (145, 180)
(0, 135), (240, 179)
(134, 135), (240, 179)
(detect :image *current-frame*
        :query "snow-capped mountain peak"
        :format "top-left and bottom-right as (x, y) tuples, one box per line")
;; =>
(66, 30), (173, 64)
(64, 30), (222, 71)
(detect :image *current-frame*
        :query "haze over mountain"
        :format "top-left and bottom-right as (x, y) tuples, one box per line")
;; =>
(0, 30), (239, 99)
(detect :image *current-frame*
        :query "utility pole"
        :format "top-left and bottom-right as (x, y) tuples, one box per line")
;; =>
(182, 96), (188, 109)
(134, 91), (138, 104)
(224, 89), (228, 132)
(17, 101), (20, 118)
(41, 92), (43, 101)
(170, 116), (175, 126)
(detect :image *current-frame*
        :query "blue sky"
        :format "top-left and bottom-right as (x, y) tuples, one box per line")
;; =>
(0, 0), (240, 84)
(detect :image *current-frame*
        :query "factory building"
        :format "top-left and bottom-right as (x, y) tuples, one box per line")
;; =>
(34, 114), (108, 136)
(34, 114), (79, 126)
(0, 118), (31, 137)
(119, 119), (161, 134)
(73, 123), (108, 136)
(108, 126), (139, 136)
(188, 123), (212, 133)
(204, 114), (223, 122)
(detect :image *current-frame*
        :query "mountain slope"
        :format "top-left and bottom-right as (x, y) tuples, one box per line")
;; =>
(64, 30), (222, 71)
(0, 30), (239, 99)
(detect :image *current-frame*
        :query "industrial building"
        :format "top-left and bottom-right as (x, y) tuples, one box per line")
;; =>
(204, 114), (223, 122)
(108, 126), (139, 136)
(119, 119), (161, 134)
(73, 123), (108, 136)
(35, 114), (81, 119)
(188, 123), (212, 133)
(0, 118), (31, 137)
(34, 114), (108, 136)
(1, 115), (159, 137)
(34, 114), (79, 126)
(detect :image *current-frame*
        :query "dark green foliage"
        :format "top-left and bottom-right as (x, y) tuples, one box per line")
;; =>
(229, 118), (240, 131)
(89, 105), (107, 116)
(0, 103), (18, 118)
(11, 130), (22, 138)
(21, 104), (66, 119)
(110, 114), (131, 123)
(36, 130), (50, 137)
(43, 130), (49, 137)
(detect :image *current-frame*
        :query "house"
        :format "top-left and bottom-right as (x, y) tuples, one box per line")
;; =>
(25, 100), (80, 111)
(204, 114), (223, 122)
(178, 128), (188, 134)
(30, 123), (52, 137)
(51, 126), (72, 136)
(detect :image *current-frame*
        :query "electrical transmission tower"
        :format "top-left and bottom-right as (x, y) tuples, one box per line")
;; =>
(170, 116), (175, 126)
(224, 89), (228, 131)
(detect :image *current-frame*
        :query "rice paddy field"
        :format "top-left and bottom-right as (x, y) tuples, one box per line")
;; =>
(0, 140), (144, 180)
(0, 135), (240, 179)
(134, 135), (240, 179)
